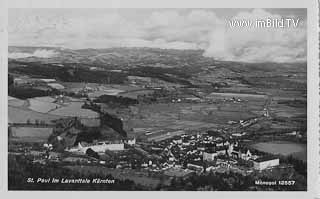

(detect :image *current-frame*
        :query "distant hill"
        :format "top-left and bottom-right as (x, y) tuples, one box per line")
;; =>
(8, 46), (208, 68)
(8, 46), (307, 91)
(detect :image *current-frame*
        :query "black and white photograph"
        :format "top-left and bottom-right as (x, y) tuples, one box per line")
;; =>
(5, 4), (316, 193)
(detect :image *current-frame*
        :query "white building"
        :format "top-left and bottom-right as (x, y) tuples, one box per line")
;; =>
(253, 157), (279, 170)
(66, 141), (124, 154)
(203, 151), (217, 161)
(187, 163), (204, 173)
(127, 137), (136, 146)
(40, 78), (56, 83)
(216, 142), (224, 147)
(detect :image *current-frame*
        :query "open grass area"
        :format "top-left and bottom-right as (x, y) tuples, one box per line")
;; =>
(8, 97), (27, 107)
(206, 92), (267, 99)
(8, 106), (65, 124)
(10, 126), (53, 142)
(28, 98), (60, 113)
(127, 102), (260, 127)
(49, 102), (99, 118)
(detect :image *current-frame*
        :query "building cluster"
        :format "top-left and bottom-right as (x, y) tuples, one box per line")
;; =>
(57, 130), (281, 175)
(143, 132), (280, 174)
(13, 117), (281, 177)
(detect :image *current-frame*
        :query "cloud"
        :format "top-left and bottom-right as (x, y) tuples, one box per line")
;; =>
(143, 10), (221, 45)
(9, 9), (218, 49)
(9, 8), (306, 62)
(9, 49), (59, 59)
(203, 9), (307, 62)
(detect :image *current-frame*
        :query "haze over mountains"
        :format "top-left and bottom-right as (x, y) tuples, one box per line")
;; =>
(9, 46), (307, 66)
(9, 8), (307, 63)
(8, 46), (206, 64)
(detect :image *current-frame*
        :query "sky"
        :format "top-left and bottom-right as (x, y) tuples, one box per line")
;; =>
(9, 8), (307, 62)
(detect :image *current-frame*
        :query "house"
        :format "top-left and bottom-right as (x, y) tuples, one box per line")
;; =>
(187, 163), (204, 173)
(216, 140), (230, 147)
(197, 144), (206, 151)
(229, 146), (252, 160)
(231, 151), (238, 159)
(127, 137), (136, 146)
(216, 159), (231, 168)
(206, 166), (218, 172)
(235, 149), (252, 160)
(48, 152), (61, 161)
(62, 156), (89, 163)
(232, 132), (246, 137)
(203, 150), (217, 161)
(253, 156), (279, 170)
(216, 141), (224, 147)
(173, 139), (182, 144)
(216, 146), (227, 155)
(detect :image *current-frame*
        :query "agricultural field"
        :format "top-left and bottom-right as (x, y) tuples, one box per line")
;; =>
(28, 98), (60, 113)
(8, 96), (27, 107)
(9, 126), (53, 143)
(118, 89), (155, 99)
(8, 106), (64, 124)
(9, 94), (100, 129)
(269, 98), (306, 119)
(123, 100), (263, 138)
(206, 92), (267, 100)
(32, 96), (56, 103)
(49, 102), (99, 118)
(88, 88), (124, 98)
(62, 82), (139, 93)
